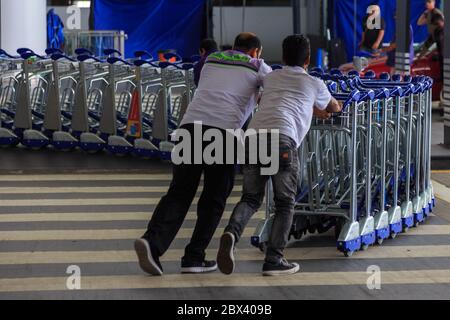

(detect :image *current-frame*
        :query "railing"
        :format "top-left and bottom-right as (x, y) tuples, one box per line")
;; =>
(64, 30), (127, 57)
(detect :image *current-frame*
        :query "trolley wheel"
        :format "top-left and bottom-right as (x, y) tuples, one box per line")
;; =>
(402, 226), (409, 233)
(377, 238), (384, 245)
(390, 232), (397, 239)
(344, 251), (354, 257)
(361, 244), (369, 251)
(258, 242), (267, 253)
(414, 220), (420, 228)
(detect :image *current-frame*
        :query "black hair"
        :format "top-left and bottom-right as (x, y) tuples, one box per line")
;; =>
(282, 34), (310, 67)
(200, 38), (218, 53)
(233, 34), (262, 52)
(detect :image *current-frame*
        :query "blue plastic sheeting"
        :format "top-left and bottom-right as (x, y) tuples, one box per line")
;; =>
(94, 0), (205, 58)
(47, 9), (65, 49)
(331, 0), (441, 61)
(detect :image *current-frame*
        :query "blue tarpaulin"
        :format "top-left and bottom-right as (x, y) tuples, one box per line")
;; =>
(331, 0), (441, 61)
(93, 0), (205, 58)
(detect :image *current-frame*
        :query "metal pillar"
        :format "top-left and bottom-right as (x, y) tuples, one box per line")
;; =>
(292, 0), (301, 34)
(444, 0), (450, 147)
(395, 0), (411, 75)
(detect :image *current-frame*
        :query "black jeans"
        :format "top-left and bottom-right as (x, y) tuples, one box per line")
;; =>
(143, 124), (236, 262)
(225, 134), (299, 263)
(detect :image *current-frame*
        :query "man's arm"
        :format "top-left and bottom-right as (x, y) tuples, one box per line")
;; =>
(313, 98), (341, 120)
(417, 11), (428, 26)
(372, 29), (385, 50)
(325, 97), (342, 113)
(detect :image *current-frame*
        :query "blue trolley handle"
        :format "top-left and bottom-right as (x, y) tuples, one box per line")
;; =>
(77, 54), (104, 63)
(75, 48), (94, 56)
(104, 48), (122, 57)
(163, 52), (183, 63)
(106, 56), (132, 66)
(51, 53), (77, 62)
(0, 49), (19, 59)
(45, 48), (63, 55)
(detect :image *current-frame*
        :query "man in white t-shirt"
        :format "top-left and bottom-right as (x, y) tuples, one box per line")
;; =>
(135, 33), (272, 276)
(217, 35), (341, 276)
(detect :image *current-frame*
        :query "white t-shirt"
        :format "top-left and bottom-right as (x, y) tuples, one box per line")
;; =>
(250, 66), (332, 148)
(180, 50), (272, 130)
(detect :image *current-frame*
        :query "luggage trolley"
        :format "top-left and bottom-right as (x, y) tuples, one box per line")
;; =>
(12, 49), (54, 149)
(251, 69), (435, 257)
(0, 49), (21, 147)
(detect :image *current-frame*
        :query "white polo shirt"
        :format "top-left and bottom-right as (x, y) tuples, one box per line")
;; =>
(180, 50), (272, 130)
(249, 66), (332, 148)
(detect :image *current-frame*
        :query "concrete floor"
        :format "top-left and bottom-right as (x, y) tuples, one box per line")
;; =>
(0, 149), (450, 299)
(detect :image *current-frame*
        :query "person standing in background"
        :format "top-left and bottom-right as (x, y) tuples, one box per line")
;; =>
(193, 38), (218, 87)
(417, 0), (444, 54)
(359, 4), (386, 54)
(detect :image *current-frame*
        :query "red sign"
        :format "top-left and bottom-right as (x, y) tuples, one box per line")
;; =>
(126, 89), (142, 138)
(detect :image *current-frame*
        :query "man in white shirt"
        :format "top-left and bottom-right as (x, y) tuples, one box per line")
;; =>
(135, 33), (272, 276)
(217, 35), (341, 276)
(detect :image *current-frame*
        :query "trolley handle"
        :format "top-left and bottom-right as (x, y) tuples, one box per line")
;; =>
(363, 70), (376, 79)
(329, 68), (343, 77)
(359, 89), (375, 101)
(51, 53), (77, 62)
(133, 59), (160, 68)
(327, 81), (338, 93)
(106, 57), (132, 66)
(163, 52), (183, 63)
(347, 70), (360, 77)
(0, 49), (19, 59)
(77, 54), (103, 63)
(104, 48), (122, 57)
(333, 89), (361, 112)
(20, 51), (47, 60)
(159, 61), (194, 70)
(75, 48), (94, 56)
(134, 50), (154, 61)
(379, 72), (390, 81)
(45, 48), (63, 55)
(389, 86), (403, 97)
(375, 88), (390, 99)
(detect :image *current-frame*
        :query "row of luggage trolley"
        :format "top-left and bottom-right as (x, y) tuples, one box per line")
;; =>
(0, 47), (196, 160)
(252, 68), (436, 257)
(0, 47), (436, 257)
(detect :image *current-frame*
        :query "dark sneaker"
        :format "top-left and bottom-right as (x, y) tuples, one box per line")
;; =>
(217, 232), (236, 275)
(181, 259), (218, 274)
(134, 238), (163, 276)
(262, 259), (300, 276)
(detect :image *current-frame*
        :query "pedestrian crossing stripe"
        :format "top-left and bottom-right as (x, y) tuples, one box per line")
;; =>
(0, 196), (242, 207)
(431, 180), (450, 204)
(0, 225), (449, 241)
(1, 269), (450, 292)
(0, 186), (243, 194)
(0, 174), (176, 181)
(2, 245), (450, 265)
(0, 211), (266, 222)
(0, 227), (256, 241)
(0, 174), (243, 182)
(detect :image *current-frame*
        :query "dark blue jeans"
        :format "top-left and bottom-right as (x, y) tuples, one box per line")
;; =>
(225, 134), (299, 263)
